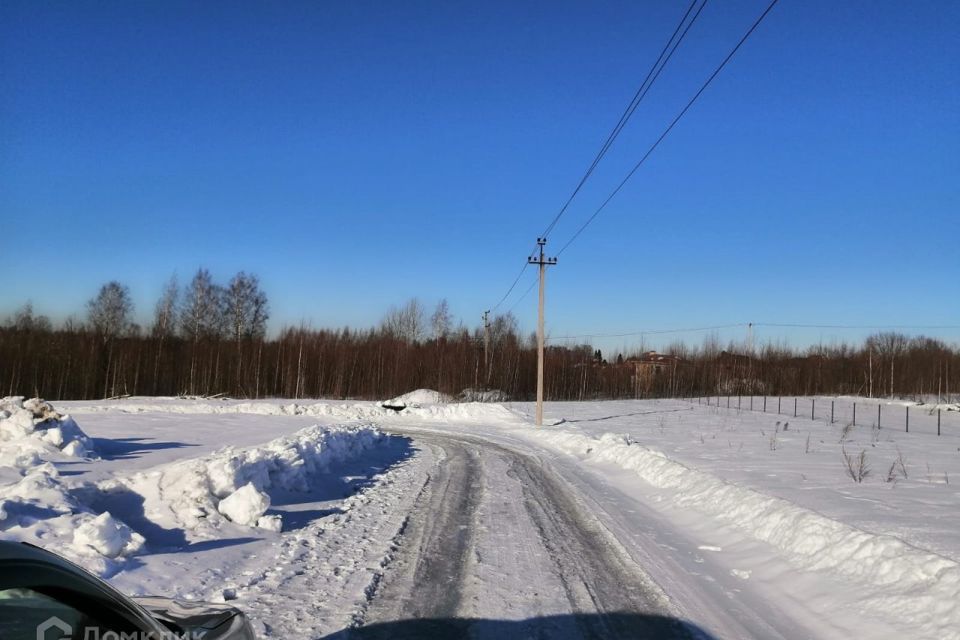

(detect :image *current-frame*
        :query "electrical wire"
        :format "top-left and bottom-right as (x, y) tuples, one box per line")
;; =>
(493, 2), (709, 315)
(547, 323), (747, 341)
(546, 322), (960, 342)
(555, 0), (780, 257)
(541, 0), (707, 240)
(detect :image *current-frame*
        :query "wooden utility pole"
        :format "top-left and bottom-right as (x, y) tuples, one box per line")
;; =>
(528, 238), (557, 426)
(483, 310), (491, 388)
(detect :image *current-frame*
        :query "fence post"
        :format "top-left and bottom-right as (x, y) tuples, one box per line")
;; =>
(764, 396), (767, 412)
(738, 395), (742, 410)
(905, 406), (909, 433)
(831, 400), (834, 424)
(778, 396), (781, 414)
(878, 404), (881, 429)
(812, 398), (815, 420)
(794, 398), (798, 418)
(853, 402), (856, 426)
(938, 410), (941, 436)
(727, 396), (730, 409)
(750, 395), (754, 410)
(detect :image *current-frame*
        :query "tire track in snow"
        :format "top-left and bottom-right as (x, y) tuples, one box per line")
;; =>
(358, 432), (695, 639)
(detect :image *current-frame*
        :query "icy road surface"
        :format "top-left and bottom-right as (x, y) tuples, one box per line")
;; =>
(358, 431), (692, 639)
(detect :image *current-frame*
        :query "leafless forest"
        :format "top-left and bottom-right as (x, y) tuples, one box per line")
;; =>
(2, 272), (957, 402)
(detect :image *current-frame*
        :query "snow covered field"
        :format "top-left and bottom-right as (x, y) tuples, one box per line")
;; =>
(2, 393), (958, 639)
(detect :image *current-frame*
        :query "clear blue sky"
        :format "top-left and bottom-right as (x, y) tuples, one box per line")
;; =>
(2, 1), (958, 352)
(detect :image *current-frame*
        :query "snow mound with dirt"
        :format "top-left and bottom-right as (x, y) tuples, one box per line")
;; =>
(0, 396), (95, 466)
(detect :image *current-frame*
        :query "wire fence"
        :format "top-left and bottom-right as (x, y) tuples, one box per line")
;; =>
(688, 395), (958, 437)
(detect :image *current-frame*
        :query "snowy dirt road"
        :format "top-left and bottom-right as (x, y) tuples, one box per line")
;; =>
(350, 431), (703, 640)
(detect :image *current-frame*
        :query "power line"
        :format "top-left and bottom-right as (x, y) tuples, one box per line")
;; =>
(547, 323), (747, 341)
(541, 0), (707, 240)
(546, 322), (960, 342)
(755, 323), (960, 331)
(490, 261), (530, 312)
(495, 2), (708, 316)
(490, 237), (544, 312)
(556, 0), (780, 257)
(507, 276), (539, 314)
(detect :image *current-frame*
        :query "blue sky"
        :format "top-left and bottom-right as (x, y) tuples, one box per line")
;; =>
(2, 1), (958, 352)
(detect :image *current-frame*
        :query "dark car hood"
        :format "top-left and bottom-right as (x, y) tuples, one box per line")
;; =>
(133, 596), (252, 638)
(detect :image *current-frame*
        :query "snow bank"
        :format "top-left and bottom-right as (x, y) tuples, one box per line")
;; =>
(62, 397), (524, 426)
(0, 463), (144, 576)
(112, 423), (386, 534)
(1, 400), (387, 576)
(534, 428), (960, 639)
(0, 396), (95, 466)
(0, 400), (143, 575)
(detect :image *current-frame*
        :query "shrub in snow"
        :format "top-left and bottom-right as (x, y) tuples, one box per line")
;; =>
(458, 388), (510, 402)
(73, 512), (145, 558)
(217, 483), (271, 526)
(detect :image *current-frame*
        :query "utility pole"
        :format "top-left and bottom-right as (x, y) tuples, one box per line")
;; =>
(483, 310), (491, 388)
(528, 238), (557, 426)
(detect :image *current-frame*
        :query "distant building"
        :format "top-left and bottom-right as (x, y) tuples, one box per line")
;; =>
(623, 351), (688, 395)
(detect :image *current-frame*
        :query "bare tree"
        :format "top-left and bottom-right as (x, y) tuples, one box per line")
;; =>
(180, 269), (223, 341)
(381, 298), (425, 343)
(870, 332), (908, 398)
(87, 282), (134, 343)
(87, 281), (134, 397)
(153, 276), (179, 338)
(180, 268), (224, 394)
(151, 275), (179, 394)
(224, 272), (269, 342)
(224, 272), (270, 393)
(430, 299), (452, 342)
(9, 302), (52, 332)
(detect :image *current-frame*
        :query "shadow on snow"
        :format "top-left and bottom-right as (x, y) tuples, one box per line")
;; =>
(320, 612), (715, 640)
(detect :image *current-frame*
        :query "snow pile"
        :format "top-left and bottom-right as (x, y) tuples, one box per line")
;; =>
(218, 482), (271, 526)
(114, 423), (386, 534)
(384, 389), (452, 407)
(0, 397), (95, 464)
(0, 463), (144, 576)
(74, 512), (145, 558)
(534, 428), (960, 639)
(0, 399), (143, 575)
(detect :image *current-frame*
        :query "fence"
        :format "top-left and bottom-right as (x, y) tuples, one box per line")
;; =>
(690, 395), (957, 437)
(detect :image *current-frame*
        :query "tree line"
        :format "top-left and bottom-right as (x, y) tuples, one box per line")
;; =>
(1, 274), (958, 402)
